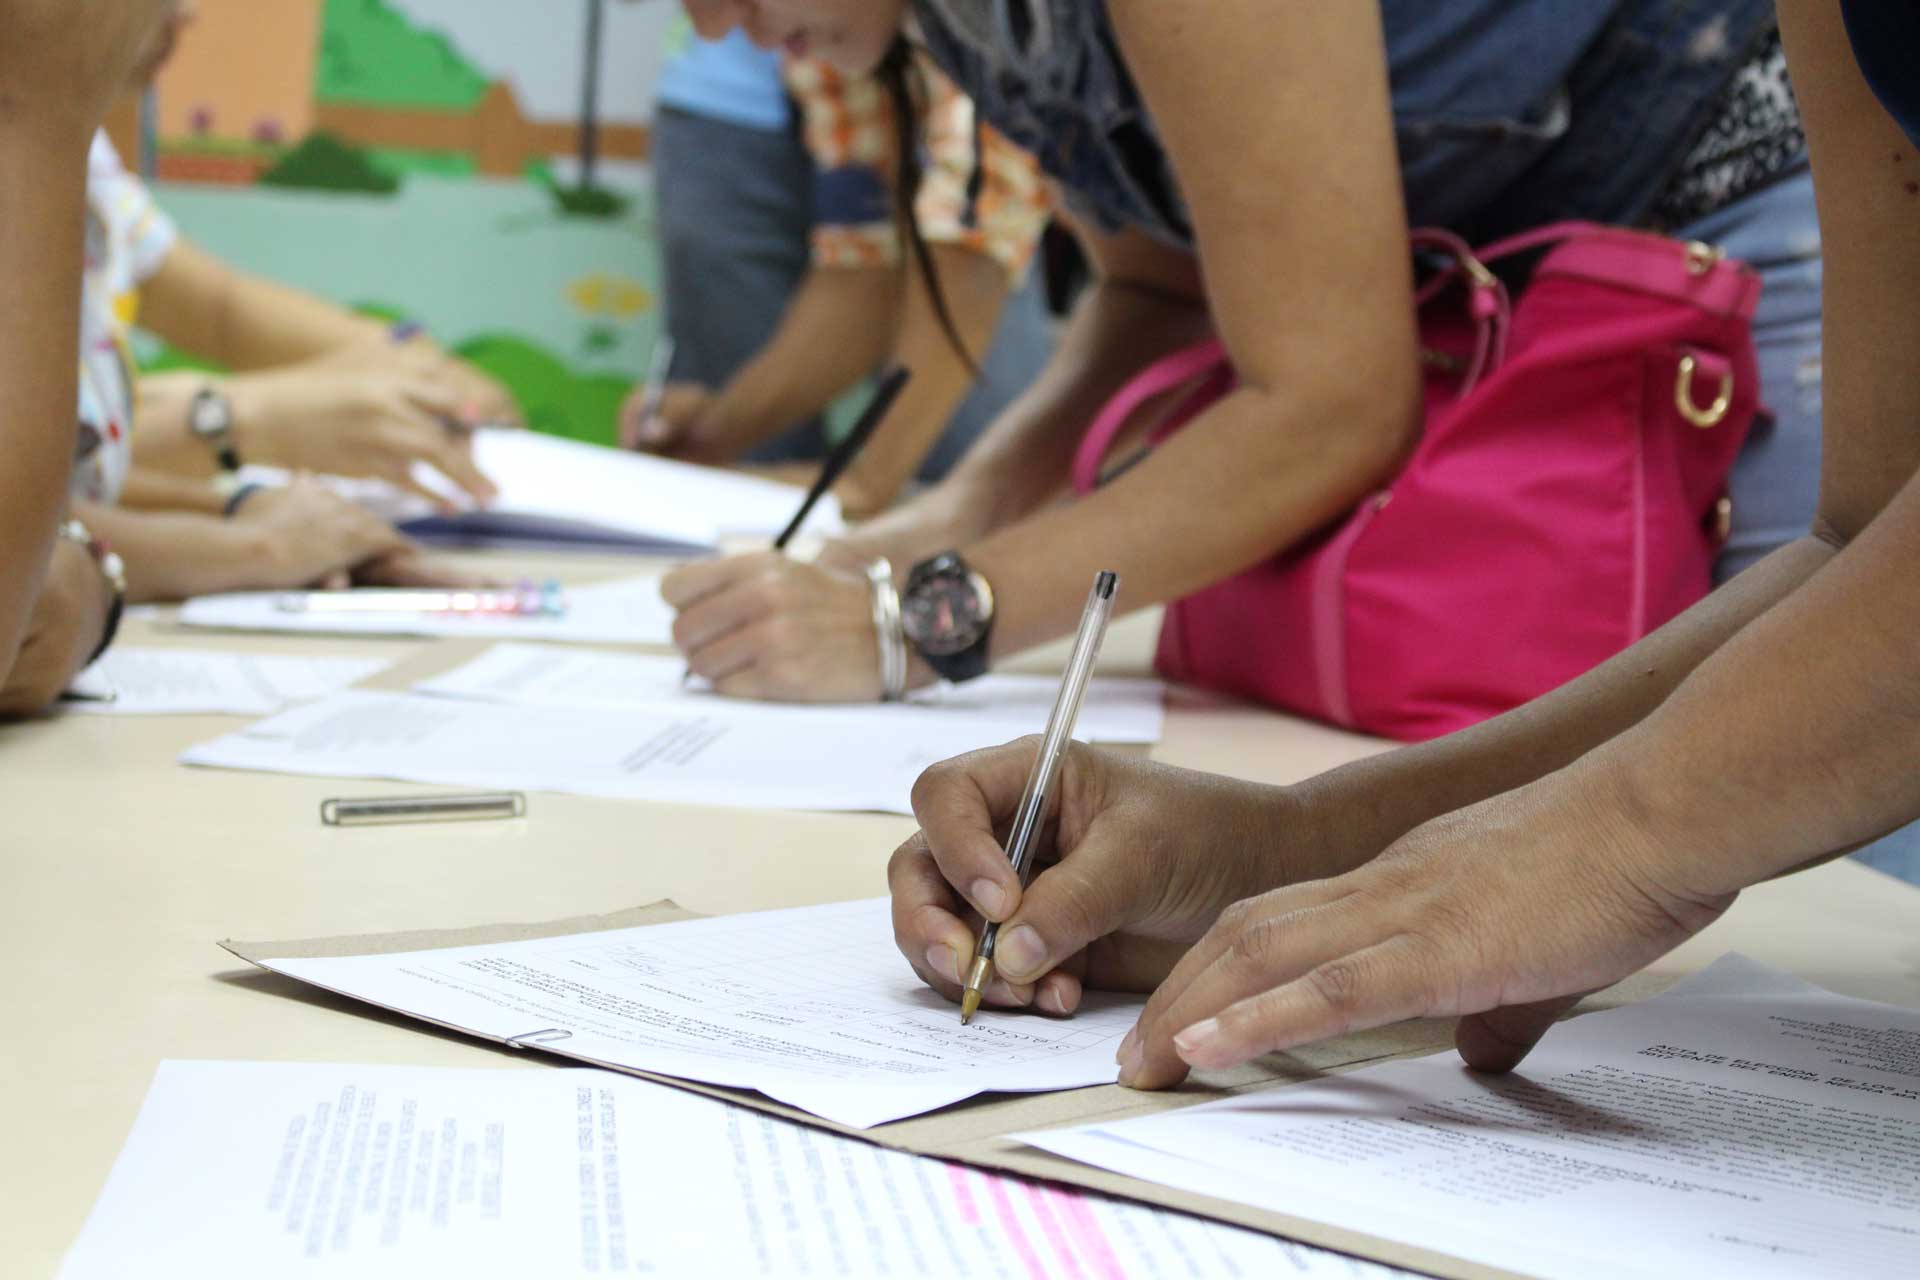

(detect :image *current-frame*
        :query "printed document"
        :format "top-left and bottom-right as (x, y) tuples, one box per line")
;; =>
(59, 1061), (1403, 1279)
(1024, 955), (1920, 1280)
(238, 429), (839, 554)
(181, 690), (994, 814)
(63, 648), (387, 715)
(244, 898), (1147, 1128)
(413, 643), (1166, 744)
(179, 576), (673, 646)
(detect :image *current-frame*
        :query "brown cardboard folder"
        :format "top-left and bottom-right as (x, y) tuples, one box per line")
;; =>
(225, 902), (1670, 1280)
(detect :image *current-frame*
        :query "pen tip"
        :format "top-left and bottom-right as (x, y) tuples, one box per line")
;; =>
(959, 989), (981, 1025)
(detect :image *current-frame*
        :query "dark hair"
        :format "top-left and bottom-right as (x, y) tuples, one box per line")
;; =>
(874, 38), (980, 376)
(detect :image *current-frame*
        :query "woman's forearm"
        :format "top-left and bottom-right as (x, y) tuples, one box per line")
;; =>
(702, 267), (898, 456)
(0, 114), (92, 671)
(968, 357), (1417, 659)
(1603, 474), (1920, 891)
(118, 466), (227, 516)
(140, 239), (385, 371)
(76, 501), (265, 603)
(938, 276), (1214, 529)
(1287, 534), (1836, 877)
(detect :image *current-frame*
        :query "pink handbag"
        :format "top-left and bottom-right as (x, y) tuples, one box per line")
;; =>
(1072, 222), (1762, 741)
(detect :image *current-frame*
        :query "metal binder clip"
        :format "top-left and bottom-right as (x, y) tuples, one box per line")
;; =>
(503, 1027), (574, 1050)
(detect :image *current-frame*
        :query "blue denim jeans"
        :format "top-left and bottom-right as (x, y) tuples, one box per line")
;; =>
(912, 0), (1774, 247)
(1676, 165), (1824, 585)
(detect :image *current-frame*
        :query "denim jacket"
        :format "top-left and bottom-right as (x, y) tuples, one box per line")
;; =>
(910, 0), (1777, 247)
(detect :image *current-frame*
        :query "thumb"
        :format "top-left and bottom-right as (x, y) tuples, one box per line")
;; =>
(991, 850), (1140, 986)
(1453, 992), (1586, 1072)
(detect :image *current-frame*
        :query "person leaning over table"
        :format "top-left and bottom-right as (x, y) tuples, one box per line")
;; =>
(888, 0), (1920, 1092)
(622, 47), (1056, 519)
(46, 3), (477, 609)
(659, 0), (1821, 702)
(0, 0), (183, 716)
(104, 1), (516, 509)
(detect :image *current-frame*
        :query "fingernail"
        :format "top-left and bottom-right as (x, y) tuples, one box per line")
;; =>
(996, 925), (1045, 980)
(1117, 1036), (1144, 1086)
(985, 979), (1029, 1007)
(1114, 1027), (1138, 1066)
(1173, 1018), (1221, 1061)
(925, 945), (959, 985)
(1037, 984), (1068, 1015)
(970, 879), (1008, 919)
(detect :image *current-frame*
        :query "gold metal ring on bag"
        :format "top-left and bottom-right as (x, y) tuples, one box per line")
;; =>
(1675, 355), (1733, 429)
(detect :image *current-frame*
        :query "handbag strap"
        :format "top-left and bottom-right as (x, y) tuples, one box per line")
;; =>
(1412, 227), (1511, 391)
(1071, 339), (1230, 496)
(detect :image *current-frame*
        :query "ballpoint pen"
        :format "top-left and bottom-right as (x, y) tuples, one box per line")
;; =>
(632, 333), (678, 442)
(275, 580), (566, 617)
(960, 569), (1120, 1025)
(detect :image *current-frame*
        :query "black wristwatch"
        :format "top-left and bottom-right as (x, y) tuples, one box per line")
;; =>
(901, 552), (995, 684)
(188, 386), (242, 474)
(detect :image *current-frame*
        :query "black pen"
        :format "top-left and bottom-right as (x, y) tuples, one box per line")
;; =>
(773, 365), (912, 550)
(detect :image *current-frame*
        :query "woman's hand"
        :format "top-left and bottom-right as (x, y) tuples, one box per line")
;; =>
(891, 742), (1301, 1015)
(660, 551), (900, 701)
(232, 480), (415, 589)
(229, 364), (498, 509)
(345, 329), (522, 429)
(1119, 769), (1736, 1089)
(620, 382), (724, 460)
(0, 540), (112, 718)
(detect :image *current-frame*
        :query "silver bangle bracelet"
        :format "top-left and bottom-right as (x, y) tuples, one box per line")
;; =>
(866, 558), (907, 702)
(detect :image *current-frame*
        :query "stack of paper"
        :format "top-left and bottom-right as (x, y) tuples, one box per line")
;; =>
(63, 649), (387, 716)
(238, 429), (838, 554)
(228, 898), (1147, 1128)
(412, 643), (1167, 744)
(1023, 956), (1920, 1280)
(406, 428), (841, 552)
(179, 577), (673, 646)
(58, 1061), (1405, 1279)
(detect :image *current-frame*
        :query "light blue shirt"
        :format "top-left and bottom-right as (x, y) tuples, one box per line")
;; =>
(655, 30), (790, 133)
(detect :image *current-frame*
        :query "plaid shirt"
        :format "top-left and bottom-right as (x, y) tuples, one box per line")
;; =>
(785, 52), (1052, 283)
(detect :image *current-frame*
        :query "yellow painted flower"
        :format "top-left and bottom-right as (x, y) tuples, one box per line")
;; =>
(567, 273), (654, 320)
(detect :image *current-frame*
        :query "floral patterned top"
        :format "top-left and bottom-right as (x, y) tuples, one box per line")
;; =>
(73, 133), (179, 504)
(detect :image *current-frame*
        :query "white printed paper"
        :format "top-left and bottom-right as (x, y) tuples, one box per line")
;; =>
(239, 430), (840, 554)
(63, 648), (387, 715)
(413, 644), (1166, 744)
(1024, 955), (1920, 1280)
(59, 1061), (1402, 1279)
(409, 429), (842, 551)
(181, 690), (997, 814)
(248, 898), (1147, 1128)
(179, 577), (673, 646)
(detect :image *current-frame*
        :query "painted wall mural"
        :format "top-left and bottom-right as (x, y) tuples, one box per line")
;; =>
(133, 0), (680, 445)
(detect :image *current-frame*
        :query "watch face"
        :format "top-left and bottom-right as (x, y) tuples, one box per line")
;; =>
(903, 567), (990, 657)
(190, 392), (231, 439)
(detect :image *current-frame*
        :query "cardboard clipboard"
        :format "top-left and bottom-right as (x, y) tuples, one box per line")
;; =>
(224, 902), (1675, 1280)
